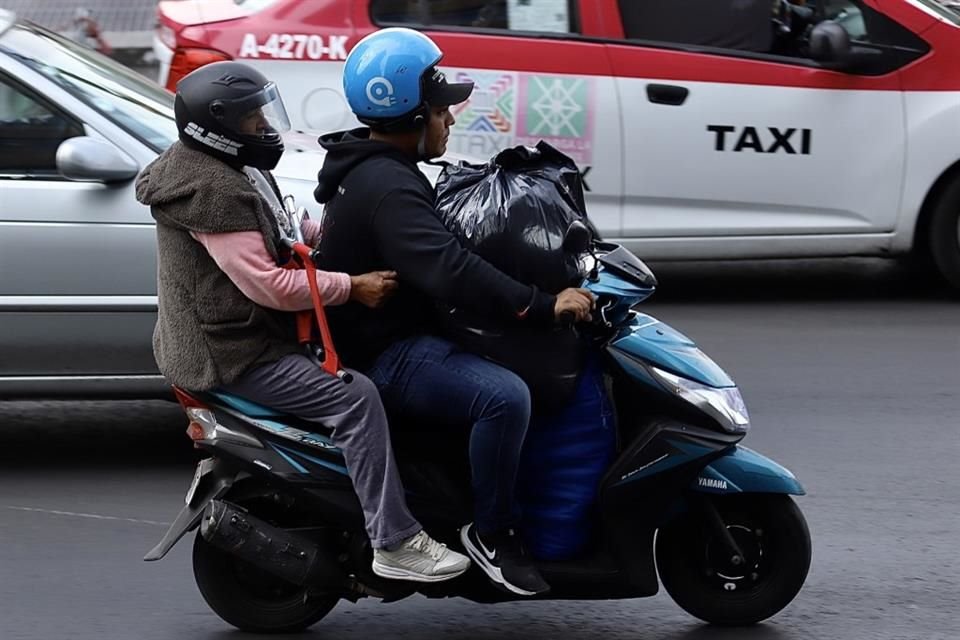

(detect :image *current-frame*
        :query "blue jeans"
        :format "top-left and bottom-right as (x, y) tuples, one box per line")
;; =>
(367, 335), (532, 534)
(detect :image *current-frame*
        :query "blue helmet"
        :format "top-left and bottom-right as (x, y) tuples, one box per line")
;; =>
(343, 28), (473, 132)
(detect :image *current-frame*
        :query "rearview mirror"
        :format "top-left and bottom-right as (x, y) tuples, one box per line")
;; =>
(808, 21), (851, 63)
(562, 220), (592, 254)
(56, 136), (139, 183)
(808, 20), (885, 72)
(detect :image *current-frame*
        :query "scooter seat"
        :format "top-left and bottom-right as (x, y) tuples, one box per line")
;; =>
(210, 391), (287, 418)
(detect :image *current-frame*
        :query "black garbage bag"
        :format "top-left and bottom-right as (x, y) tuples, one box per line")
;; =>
(433, 142), (596, 412)
(435, 141), (593, 295)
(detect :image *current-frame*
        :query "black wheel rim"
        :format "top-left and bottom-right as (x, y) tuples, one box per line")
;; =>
(702, 522), (769, 594)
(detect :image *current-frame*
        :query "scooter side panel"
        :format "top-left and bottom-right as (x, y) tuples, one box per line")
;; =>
(600, 422), (734, 593)
(692, 446), (806, 496)
(210, 391), (286, 417)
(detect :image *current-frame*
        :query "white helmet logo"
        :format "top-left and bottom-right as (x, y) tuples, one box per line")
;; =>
(366, 77), (396, 107)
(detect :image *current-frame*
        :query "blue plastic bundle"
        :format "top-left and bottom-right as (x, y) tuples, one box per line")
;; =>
(517, 356), (617, 560)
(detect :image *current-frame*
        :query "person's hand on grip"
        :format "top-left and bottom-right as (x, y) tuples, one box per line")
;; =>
(554, 287), (594, 323)
(349, 271), (399, 308)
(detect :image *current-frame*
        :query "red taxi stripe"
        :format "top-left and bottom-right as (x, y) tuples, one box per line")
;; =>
(175, 0), (960, 92)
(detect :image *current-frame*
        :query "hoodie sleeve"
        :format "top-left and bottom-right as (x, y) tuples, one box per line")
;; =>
(370, 185), (556, 325)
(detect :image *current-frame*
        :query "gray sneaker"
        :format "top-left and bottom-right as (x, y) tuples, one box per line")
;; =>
(372, 530), (471, 583)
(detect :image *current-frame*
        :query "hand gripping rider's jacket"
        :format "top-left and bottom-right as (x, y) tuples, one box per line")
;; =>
(137, 62), (299, 391)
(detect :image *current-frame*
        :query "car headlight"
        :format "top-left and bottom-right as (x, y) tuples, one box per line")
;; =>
(650, 366), (750, 433)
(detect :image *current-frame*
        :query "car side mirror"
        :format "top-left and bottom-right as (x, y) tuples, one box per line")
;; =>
(56, 136), (139, 183)
(808, 20), (886, 72)
(562, 220), (592, 254)
(808, 21), (852, 63)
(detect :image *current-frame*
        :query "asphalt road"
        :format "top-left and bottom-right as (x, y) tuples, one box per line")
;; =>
(1, 258), (958, 640)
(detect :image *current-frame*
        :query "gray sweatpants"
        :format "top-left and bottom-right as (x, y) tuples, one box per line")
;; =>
(220, 353), (422, 549)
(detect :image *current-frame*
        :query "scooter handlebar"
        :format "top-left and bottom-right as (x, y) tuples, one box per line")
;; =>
(558, 310), (576, 328)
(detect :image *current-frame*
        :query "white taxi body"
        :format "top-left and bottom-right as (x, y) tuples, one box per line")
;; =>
(155, 0), (960, 287)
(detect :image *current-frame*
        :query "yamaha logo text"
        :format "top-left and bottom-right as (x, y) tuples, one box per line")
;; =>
(698, 477), (729, 490)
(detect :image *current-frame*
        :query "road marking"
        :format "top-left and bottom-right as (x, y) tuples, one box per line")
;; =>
(4, 506), (170, 527)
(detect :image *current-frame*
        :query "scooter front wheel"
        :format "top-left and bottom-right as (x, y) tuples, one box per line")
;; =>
(656, 494), (811, 626)
(192, 533), (339, 633)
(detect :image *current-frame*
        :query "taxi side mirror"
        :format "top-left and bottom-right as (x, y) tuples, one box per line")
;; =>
(808, 20), (886, 73)
(809, 21), (851, 63)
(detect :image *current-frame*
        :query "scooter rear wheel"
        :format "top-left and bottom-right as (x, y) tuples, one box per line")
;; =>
(192, 533), (339, 633)
(656, 494), (811, 626)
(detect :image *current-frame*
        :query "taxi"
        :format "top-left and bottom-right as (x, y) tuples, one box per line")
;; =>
(155, 0), (960, 288)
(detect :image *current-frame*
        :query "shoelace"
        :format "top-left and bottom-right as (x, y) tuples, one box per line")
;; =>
(409, 531), (448, 561)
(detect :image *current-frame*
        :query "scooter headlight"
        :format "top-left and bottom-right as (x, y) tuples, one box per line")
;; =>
(650, 366), (750, 433)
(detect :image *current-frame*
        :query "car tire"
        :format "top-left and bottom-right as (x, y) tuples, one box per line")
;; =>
(929, 179), (960, 291)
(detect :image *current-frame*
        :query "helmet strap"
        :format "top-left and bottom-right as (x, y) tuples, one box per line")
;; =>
(416, 122), (429, 160)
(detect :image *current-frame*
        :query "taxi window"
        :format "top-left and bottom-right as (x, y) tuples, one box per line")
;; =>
(0, 74), (83, 175)
(617, 0), (774, 52)
(371, 0), (578, 34)
(233, 0), (282, 13)
(818, 0), (920, 44)
(915, 0), (960, 26)
(616, 0), (927, 63)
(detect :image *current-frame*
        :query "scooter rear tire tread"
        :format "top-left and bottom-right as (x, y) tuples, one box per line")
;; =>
(192, 533), (338, 633)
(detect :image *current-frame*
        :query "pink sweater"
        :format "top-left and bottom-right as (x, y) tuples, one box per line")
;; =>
(191, 218), (351, 312)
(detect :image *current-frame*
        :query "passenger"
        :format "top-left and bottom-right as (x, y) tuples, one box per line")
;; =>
(135, 61), (469, 583)
(313, 28), (594, 597)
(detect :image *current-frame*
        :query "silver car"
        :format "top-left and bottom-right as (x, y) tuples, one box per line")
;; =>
(0, 12), (353, 398)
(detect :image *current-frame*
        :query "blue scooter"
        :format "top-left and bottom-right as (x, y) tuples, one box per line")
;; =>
(146, 222), (811, 633)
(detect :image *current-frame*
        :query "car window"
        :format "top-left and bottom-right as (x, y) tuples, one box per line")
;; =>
(233, 0), (282, 13)
(1, 23), (178, 153)
(819, 0), (906, 43)
(822, 0), (871, 40)
(617, 0), (775, 53)
(616, 1), (927, 64)
(0, 75), (83, 175)
(912, 0), (960, 26)
(371, 0), (578, 34)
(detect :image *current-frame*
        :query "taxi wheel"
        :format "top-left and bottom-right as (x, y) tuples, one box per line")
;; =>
(929, 180), (960, 291)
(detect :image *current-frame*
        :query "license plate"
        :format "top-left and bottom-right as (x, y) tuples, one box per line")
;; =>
(184, 458), (214, 506)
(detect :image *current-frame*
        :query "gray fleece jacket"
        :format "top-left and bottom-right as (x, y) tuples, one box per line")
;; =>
(136, 141), (299, 391)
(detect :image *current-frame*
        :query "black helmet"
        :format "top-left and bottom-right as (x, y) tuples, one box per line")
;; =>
(174, 61), (290, 170)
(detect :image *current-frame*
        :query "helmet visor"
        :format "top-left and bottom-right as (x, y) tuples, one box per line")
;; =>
(213, 82), (291, 137)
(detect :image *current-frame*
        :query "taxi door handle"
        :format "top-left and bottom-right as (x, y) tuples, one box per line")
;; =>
(646, 84), (689, 106)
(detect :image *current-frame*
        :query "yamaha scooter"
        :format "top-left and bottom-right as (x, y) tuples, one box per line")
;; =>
(145, 215), (811, 633)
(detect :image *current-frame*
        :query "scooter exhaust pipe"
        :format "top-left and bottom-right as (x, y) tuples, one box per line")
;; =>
(200, 500), (346, 588)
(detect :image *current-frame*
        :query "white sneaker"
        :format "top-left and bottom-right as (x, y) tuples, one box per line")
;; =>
(372, 530), (471, 583)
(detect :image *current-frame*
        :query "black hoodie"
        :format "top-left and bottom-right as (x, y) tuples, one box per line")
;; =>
(314, 128), (556, 370)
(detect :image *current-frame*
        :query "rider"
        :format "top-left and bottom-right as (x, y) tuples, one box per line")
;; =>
(134, 61), (470, 584)
(314, 28), (594, 596)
